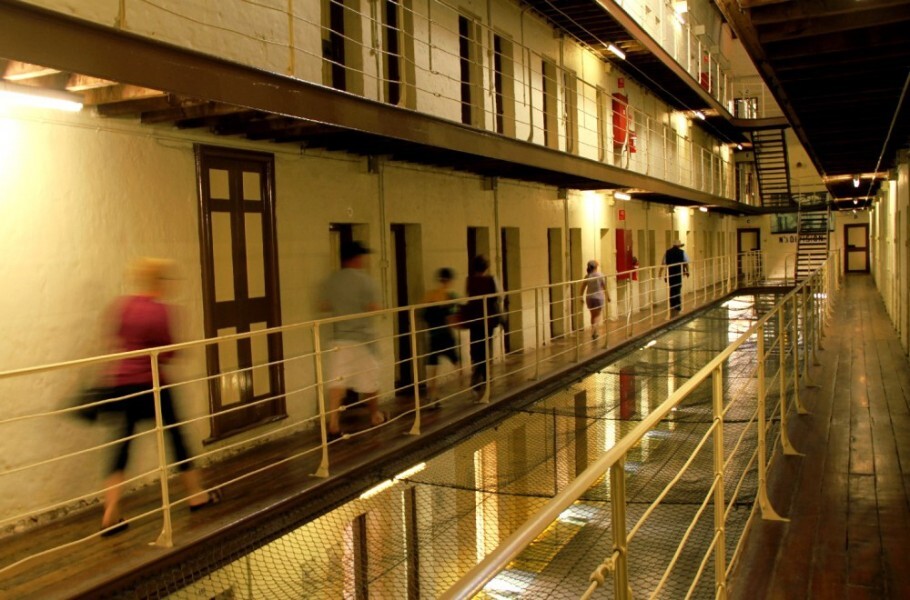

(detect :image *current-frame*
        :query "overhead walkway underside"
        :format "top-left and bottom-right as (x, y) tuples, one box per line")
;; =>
(0, 1), (753, 215)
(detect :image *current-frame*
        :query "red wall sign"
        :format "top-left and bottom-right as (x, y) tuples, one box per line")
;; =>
(618, 209), (626, 220)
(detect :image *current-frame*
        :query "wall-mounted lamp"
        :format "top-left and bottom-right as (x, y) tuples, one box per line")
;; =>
(0, 81), (83, 112)
(853, 199), (859, 205)
(614, 191), (632, 201)
(607, 44), (626, 60)
(698, 206), (708, 213)
(736, 143), (743, 150)
(853, 175), (861, 188)
(694, 110), (706, 120)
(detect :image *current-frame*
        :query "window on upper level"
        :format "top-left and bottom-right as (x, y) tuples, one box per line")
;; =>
(564, 69), (578, 154)
(542, 59), (558, 149)
(322, 0), (363, 95)
(458, 15), (483, 126)
(493, 34), (515, 137)
(382, 0), (415, 108)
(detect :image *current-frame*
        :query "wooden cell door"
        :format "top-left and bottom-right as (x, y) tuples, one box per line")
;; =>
(845, 224), (869, 273)
(196, 145), (285, 440)
(737, 228), (761, 280)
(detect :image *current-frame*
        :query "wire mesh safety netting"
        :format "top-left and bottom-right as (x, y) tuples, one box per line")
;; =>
(146, 293), (799, 600)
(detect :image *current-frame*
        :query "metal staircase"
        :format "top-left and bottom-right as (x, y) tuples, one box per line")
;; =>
(751, 128), (792, 208)
(795, 209), (830, 280)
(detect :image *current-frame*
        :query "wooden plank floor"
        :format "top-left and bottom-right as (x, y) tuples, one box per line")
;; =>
(730, 274), (910, 599)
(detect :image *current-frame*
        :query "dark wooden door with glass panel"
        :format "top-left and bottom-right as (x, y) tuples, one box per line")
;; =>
(196, 145), (285, 440)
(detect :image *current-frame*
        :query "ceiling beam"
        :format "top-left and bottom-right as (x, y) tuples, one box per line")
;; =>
(756, 4), (910, 44)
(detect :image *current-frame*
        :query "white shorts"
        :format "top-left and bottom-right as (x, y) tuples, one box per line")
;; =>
(326, 341), (380, 393)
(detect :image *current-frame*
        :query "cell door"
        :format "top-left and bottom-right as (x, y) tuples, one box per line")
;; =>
(196, 145), (285, 440)
(737, 228), (761, 281)
(845, 224), (869, 272)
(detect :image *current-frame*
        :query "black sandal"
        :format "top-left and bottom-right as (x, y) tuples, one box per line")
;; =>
(189, 489), (223, 512)
(100, 518), (129, 537)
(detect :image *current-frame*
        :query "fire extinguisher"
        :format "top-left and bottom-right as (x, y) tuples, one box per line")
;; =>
(612, 78), (628, 147)
(629, 131), (637, 154)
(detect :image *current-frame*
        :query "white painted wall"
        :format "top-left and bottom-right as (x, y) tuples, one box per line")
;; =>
(0, 98), (740, 525)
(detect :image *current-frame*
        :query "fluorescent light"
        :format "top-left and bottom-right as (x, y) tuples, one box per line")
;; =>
(699, 206), (709, 212)
(644, 339), (657, 348)
(673, 1), (689, 14)
(607, 44), (626, 60)
(614, 191), (631, 201)
(394, 463), (426, 480)
(0, 81), (83, 112)
(360, 479), (396, 500)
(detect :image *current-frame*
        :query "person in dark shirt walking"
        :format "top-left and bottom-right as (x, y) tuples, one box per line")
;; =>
(659, 240), (690, 314)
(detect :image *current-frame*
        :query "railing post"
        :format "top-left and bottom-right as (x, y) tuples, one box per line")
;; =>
(813, 273), (825, 355)
(313, 323), (331, 478)
(479, 292), (491, 404)
(408, 307), (422, 435)
(711, 366), (728, 599)
(800, 286), (811, 382)
(791, 294), (808, 414)
(779, 307), (803, 455)
(610, 457), (631, 600)
(534, 287), (541, 381)
(649, 269), (654, 327)
(151, 351), (174, 548)
(756, 324), (787, 521)
(573, 281), (581, 363)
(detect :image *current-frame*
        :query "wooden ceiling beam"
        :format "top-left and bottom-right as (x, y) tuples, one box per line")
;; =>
(748, 0), (909, 26)
(93, 93), (175, 117)
(84, 84), (167, 111)
(2, 59), (60, 80)
(756, 4), (910, 44)
(140, 102), (249, 125)
(66, 73), (116, 91)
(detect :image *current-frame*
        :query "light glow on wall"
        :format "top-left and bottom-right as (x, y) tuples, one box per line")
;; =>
(0, 81), (83, 113)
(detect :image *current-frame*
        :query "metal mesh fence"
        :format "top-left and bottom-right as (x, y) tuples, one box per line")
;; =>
(142, 293), (796, 600)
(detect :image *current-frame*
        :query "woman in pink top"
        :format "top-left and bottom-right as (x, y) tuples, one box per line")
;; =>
(100, 259), (216, 536)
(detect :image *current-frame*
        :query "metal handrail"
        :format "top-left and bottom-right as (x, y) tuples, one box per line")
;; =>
(441, 255), (836, 599)
(0, 249), (770, 579)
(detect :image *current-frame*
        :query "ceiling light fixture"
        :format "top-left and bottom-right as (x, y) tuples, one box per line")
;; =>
(607, 44), (626, 60)
(694, 110), (706, 120)
(673, 1), (688, 14)
(614, 191), (632, 201)
(736, 143), (743, 150)
(699, 206), (708, 213)
(0, 81), (83, 112)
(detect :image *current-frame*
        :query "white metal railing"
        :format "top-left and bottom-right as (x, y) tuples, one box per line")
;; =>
(0, 250), (795, 583)
(441, 254), (838, 599)
(615, 0), (732, 110)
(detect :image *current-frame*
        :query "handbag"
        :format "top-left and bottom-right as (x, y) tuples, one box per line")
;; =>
(68, 385), (117, 423)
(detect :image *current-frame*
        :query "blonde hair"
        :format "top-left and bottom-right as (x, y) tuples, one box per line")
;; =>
(130, 257), (176, 294)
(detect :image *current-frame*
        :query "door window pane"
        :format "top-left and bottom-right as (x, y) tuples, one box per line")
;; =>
(212, 213), (236, 302)
(209, 169), (230, 200)
(242, 171), (262, 201)
(245, 213), (265, 298)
